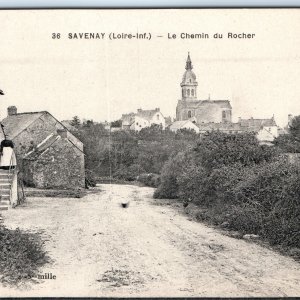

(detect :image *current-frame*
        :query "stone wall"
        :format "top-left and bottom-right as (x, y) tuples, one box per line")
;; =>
(23, 137), (85, 189)
(14, 113), (64, 158)
(176, 100), (232, 123)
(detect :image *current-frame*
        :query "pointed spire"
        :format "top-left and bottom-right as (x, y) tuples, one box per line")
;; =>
(185, 52), (193, 70)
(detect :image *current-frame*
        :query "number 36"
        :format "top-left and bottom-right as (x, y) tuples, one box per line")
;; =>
(52, 33), (61, 39)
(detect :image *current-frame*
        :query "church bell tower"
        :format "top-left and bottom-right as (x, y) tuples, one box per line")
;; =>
(181, 53), (198, 101)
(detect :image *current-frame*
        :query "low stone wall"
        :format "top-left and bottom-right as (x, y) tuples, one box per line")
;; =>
(24, 188), (86, 198)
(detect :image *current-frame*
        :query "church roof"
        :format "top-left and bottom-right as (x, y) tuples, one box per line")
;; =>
(1, 111), (46, 139)
(182, 70), (197, 84)
(199, 100), (232, 109)
(181, 53), (198, 86)
(185, 52), (193, 70)
(182, 99), (232, 109)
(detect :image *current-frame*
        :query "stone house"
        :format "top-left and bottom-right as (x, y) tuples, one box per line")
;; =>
(121, 108), (166, 131)
(196, 116), (279, 144)
(238, 117), (279, 144)
(1, 106), (85, 189)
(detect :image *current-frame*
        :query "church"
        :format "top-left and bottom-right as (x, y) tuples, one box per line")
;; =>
(176, 53), (232, 124)
(174, 53), (280, 144)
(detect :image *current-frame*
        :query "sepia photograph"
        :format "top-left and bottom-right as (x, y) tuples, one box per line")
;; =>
(0, 8), (300, 297)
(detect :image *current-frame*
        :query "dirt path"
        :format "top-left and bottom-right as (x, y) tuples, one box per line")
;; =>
(1, 184), (300, 297)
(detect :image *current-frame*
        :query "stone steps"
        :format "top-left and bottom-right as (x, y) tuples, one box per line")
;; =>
(0, 170), (12, 209)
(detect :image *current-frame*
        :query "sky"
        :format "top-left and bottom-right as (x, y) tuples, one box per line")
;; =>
(0, 9), (300, 127)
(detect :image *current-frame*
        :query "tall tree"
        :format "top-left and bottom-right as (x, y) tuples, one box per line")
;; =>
(289, 115), (300, 141)
(70, 116), (81, 128)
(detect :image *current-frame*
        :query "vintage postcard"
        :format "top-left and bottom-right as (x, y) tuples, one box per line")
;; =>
(0, 8), (299, 298)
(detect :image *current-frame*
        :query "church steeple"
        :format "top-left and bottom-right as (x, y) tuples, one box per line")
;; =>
(185, 52), (193, 70)
(181, 52), (198, 101)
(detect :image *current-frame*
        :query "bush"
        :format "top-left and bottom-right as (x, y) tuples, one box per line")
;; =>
(229, 159), (300, 247)
(154, 131), (300, 250)
(193, 131), (278, 170)
(180, 158), (300, 248)
(137, 173), (160, 187)
(274, 134), (300, 153)
(155, 131), (277, 202)
(154, 148), (195, 199)
(0, 226), (49, 284)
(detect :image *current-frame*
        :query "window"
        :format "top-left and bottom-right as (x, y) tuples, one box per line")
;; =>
(188, 111), (192, 118)
(222, 111), (226, 119)
(136, 122), (139, 125)
(191, 89), (194, 96)
(157, 114), (159, 120)
(189, 79), (191, 83)
(187, 89), (190, 96)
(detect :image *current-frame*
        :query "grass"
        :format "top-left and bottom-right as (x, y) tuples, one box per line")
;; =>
(0, 225), (49, 286)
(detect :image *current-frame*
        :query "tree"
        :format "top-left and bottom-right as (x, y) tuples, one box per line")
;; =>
(289, 115), (300, 141)
(111, 119), (122, 128)
(70, 116), (81, 128)
(83, 119), (94, 128)
(274, 115), (300, 153)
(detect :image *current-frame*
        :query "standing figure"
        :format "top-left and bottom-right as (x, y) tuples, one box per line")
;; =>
(0, 138), (17, 170)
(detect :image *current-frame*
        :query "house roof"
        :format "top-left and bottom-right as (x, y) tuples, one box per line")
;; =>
(196, 118), (277, 133)
(136, 109), (161, 121)
(239, 117), (277, 131)
(169, 120), (196, 130)
(122, 109), (162, 125)
(1, 112), (46, 139)
(121, 113), (135, 126)
(197, 122), (245, 132)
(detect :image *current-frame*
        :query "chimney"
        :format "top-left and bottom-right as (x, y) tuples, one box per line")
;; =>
(7, 106), (17, 116)
(137, 108), (142, 113)
(155, 108), (160, 112)
(57, 128), (68, 138)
